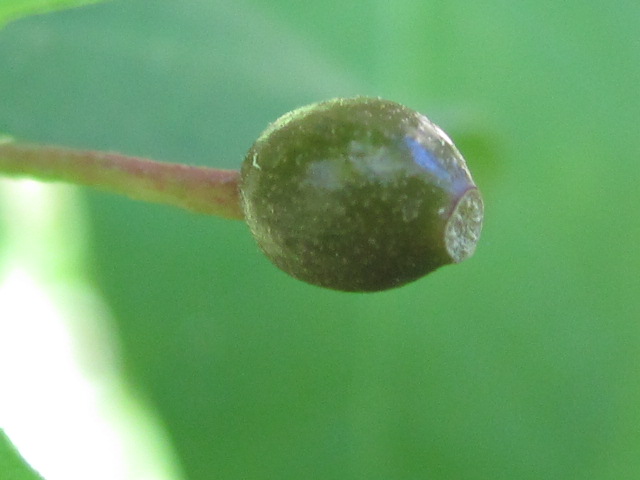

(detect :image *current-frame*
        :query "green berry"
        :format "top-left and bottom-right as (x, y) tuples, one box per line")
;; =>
(241, 97), (483, 292)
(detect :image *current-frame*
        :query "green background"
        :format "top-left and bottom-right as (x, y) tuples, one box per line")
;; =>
(1, 0), (639, 478)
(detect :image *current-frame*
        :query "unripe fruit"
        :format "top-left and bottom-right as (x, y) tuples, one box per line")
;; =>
(241, 97), (483, 292)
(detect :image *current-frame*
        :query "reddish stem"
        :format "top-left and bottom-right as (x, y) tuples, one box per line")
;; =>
(0, 143), (244, 220)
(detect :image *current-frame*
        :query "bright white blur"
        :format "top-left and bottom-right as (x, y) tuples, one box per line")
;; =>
(0, 179), (183, 480)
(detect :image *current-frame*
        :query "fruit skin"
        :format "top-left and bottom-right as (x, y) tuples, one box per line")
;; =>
(241, 97), (482, 292)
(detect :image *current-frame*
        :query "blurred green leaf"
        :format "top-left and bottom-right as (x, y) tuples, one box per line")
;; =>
(0, 0), (105, 27)
(0, 1), (639, 480)
(0, 431), (43, 480)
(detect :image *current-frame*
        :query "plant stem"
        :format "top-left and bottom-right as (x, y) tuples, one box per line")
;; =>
(0, 142), (244, 220)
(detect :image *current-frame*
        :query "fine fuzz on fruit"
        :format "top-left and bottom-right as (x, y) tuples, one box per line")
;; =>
(241, 97), (483, 292)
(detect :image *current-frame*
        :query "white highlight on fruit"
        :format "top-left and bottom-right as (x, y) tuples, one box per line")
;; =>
(251, 152), (261, 170)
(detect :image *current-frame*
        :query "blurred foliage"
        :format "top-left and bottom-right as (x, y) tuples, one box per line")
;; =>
(0, 0), (105, 27)
(0, 0), (639, 479)
(0, 430), (43, 480)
